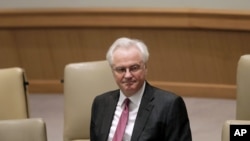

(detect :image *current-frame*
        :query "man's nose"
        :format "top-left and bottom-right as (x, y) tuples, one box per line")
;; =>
(124, 69), (133, 77)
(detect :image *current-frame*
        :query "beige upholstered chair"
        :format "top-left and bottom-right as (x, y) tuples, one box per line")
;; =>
(235, 55), (250, 120)
(222, 120), (250, 141)
(221, 55), (250, 141)
(63, 60), (117, 141)
(0, 67), (29, 119)
(0, 118), (47, 141)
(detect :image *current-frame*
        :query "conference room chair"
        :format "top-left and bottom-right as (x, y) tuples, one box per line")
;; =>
(0, 118), (48, 141)
(221, 54), (250, 141)
(0, 67), (29, 120)
(63, 60), (117, 141)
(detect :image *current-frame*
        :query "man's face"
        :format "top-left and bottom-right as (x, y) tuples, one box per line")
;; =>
(111, 47), (147, 97)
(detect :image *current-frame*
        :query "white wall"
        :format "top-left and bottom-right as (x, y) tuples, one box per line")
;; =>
(0, 0), (250, 10)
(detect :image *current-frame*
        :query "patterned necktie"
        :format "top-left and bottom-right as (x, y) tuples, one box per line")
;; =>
(113, 98), (130, 141)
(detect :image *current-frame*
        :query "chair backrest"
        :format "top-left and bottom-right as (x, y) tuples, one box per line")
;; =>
(0, 67), (29, 119)
(236, 55), (250, 120)
(63, 60), (117, 141)
(0, 118), (47, 141)
(221, 55), (250, 141)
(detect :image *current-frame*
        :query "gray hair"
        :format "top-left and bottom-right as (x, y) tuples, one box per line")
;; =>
(106, 37), (149, 65)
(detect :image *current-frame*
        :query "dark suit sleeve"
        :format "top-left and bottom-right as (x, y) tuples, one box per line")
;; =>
(165, 96), (192, 141)
(90, 91), (118, 141)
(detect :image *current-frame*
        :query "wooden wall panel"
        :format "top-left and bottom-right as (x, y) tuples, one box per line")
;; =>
(1, 8), (250, 98)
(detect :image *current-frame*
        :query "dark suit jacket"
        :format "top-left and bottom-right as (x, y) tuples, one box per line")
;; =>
(90, 82), (192, 141)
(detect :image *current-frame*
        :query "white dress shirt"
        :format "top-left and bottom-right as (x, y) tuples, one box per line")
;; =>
(108, 82), (145, 141)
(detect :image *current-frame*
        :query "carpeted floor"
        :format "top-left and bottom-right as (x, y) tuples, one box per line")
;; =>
(29, 94), (236, 141)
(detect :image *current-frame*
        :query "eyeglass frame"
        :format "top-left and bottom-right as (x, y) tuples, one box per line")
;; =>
(112, 62), (146, 75)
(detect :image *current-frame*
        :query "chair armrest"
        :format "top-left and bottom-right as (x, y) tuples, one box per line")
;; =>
(222, 120), (250, 141)
(0, 118), (47, 141)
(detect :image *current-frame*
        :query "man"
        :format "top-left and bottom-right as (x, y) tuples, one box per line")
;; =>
(90, 37), (192, 141)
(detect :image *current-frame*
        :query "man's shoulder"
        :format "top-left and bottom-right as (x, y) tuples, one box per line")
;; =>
(146, 83), (181, 100)
(146, 82), (176, 94)
(95, 89), (119, 100)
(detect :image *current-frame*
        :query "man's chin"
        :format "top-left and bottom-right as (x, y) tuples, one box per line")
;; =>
(122, 87), (137, 94)
(122, 83), (135, 88)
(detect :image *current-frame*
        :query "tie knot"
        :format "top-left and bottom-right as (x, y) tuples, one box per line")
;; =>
(124, 98), (130, 106)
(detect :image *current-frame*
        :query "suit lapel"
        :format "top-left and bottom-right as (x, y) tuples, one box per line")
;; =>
(131, 83), (155, 141)
(100, 91), (120, 141)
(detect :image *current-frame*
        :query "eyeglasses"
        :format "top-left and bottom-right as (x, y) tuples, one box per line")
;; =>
(113, 64), (144, 74)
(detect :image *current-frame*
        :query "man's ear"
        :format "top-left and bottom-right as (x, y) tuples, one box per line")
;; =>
(144, 64), (148, 74)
